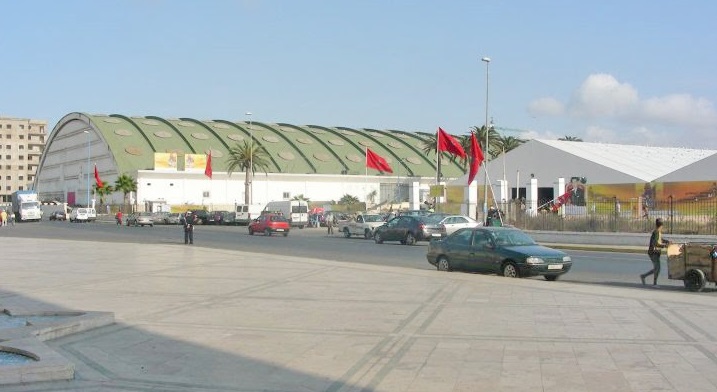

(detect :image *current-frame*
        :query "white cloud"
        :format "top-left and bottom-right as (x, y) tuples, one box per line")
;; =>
(527, 97), (564, 117)
(568, 74), (639, 118)
(640, 94), (717, 128)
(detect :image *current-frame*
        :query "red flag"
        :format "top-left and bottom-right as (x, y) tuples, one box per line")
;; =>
(204, 151), (213, 179)
(467, 132), (484, 185)
(366, 148), (393, 173)
(437, 127), (466, 159)
(551, 190), (572, 212)
(94, 164), (103, 188)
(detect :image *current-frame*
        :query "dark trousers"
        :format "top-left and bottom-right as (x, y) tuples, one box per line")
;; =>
(642, 253), (661, 284)
(184, 228), (194, 244)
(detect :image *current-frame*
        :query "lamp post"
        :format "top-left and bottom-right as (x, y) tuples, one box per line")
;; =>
(246, 112), (253, 205)
(481, 56), (491, 221)
(83, 130), (91, 208)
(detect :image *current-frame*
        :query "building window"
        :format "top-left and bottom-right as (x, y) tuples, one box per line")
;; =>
(5, 176), (10, 180)
(19, 176), (23, 181)
(40, 126), (45, 132)
(19, 135), (24, 139)
(5, 155), (9, 159)
(19, 165), (23, 170)
(20, 125), (24, 129)
(5, 145), (9, 149)
(283, 192), (290, 199)
(5, 186), (10, 191)
(5, 124), (10, 129)
(19, 156), (24, 160)
(5, 165), (9, 169)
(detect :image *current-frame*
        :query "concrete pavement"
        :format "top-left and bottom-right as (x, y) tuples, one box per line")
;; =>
(1, 237), (717, 391)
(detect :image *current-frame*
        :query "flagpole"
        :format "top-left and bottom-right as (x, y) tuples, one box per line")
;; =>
(436, 129), (440, 185)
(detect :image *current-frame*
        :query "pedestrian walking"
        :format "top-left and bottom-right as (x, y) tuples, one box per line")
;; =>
(180, 211), (197, 244)
(640, 218), (669, 286)
(0, 209), (6, 227)
(8, 210), (15, 226)
(115, 210), (123, 226)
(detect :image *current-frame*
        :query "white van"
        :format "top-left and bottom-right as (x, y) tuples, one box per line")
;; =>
(233, 204), (264, 225)
(263, 200), (309, 228)
(69, 207), (97, 223)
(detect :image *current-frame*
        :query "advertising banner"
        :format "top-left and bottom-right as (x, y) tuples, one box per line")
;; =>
(154, 152), (178, 171)
(184, 154), (207, 172)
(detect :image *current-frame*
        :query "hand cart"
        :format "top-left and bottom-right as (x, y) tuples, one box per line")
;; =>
(667, 242), (717, 292)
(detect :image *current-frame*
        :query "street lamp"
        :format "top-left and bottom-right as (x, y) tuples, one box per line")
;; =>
(481, 56), (491, 221)
(83, 130), (91, 208)
(246, 112), (253, 205)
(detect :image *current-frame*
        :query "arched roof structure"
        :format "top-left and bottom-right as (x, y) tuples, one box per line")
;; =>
(38, 112), (465, 179)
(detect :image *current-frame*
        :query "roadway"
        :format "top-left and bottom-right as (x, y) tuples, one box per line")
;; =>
(0, 219), (690, 289)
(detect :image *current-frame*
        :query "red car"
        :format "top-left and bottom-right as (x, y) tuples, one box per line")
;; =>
(248, 214), (290, 236)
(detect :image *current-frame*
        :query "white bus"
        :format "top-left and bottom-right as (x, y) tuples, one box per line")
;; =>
(263, 200), (309, 228)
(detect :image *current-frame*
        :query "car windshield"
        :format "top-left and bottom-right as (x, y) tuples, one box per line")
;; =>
(363, 215), (383, 222)
(491, 230), (537, 246)
(270, 216), (288, 222)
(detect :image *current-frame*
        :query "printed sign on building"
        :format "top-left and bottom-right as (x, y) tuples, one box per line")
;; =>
(154, 152), (178, 171)
(184, 154), (207, 172)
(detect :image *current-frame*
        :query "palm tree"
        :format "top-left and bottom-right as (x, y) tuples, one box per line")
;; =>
(93, 183), (114, 205)
(470, 125), (501, 159)
(114, 174), (137, 211)
(559, 135), (583, 141)
(494, 135), (526, 155)
(339, 194), (360, 205)
(226, 140), (272, 204)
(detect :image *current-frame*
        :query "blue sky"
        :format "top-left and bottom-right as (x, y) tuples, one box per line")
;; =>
(2, 1), (715, 148)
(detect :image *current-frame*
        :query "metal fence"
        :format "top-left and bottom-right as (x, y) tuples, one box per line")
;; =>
(500, 197), (717, 235)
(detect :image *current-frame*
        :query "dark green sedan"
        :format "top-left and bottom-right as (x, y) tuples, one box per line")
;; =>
(426, 227), (572, 280)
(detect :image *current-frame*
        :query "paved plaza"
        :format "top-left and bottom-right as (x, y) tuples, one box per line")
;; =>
(1, 237), (717, 391)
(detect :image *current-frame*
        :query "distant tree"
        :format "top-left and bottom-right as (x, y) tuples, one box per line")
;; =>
(226, 140), (272, 204)
(559, 136), (583, 142)
(292, 194), (310, 202)
(93, 183), (114, 205)
(113, 174), (137, 210)
(339, 194), (360, 205)
(469, 125), (501, 159)
(494, 135), (526, 154)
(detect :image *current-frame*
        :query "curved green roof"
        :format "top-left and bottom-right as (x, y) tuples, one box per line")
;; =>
(46, 112), (467, 178)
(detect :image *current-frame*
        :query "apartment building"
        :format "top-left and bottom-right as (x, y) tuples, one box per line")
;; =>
(0, 116), (47, 202)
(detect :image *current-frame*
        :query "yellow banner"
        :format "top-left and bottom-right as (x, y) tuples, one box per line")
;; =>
(429, 185), (445, 197)
(184, 154), (207, 172)
(154, 152), (178, 171)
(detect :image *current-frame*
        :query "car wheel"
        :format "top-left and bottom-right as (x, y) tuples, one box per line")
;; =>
(265, 228), (272, 236)
(502, 262), (519, 278)
(248, 227), (254, 235)
(343, 228), (351, 238)
(374, 232), (383, 244)
(437, 256), (452, 272)
(684, 269), (706, 292)
(364, 229), (372, 240)
(544, 275), (558, 281)
(404, 233), (416, 246)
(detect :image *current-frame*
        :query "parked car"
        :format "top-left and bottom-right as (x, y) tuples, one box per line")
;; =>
(193, 210), (210, 225)
(373, 215), (431, 245)
(48, 210), (66, 221)
(165, 213), (181, 225)
(248, 213), (290, 236)
(426, 227), (572, 280)
(212, 210), (230, 225)
(151, 212), (170, 225)
(126, 212), (154, 227)
(69, 208), (91, 223)
(422, 214), (481, 238)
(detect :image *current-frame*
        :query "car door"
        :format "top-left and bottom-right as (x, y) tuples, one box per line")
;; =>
(465, 229), (495, 272)
(444, 229), (475, 270)
(385, 217), (407, 241)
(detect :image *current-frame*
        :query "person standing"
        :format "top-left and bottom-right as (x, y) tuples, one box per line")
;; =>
(180, 211), (197, 245)
(8, 210), (15, 226)
(326, 213), (334, 235)
(0, 209), (6, 227)
(641, 218), (669, 286)
(115, 210), (123, 226)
